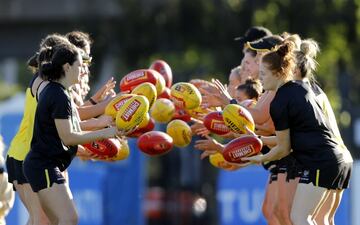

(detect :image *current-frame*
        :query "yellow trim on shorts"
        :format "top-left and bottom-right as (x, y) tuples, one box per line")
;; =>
(315, 169), (320, 186)
(45, 169), (50, 188)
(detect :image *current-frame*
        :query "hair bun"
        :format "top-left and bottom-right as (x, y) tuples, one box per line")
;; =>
(41, 62), (54, 74)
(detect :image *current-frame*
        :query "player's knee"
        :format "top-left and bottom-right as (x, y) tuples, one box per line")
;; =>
(262, 202), (271, 219)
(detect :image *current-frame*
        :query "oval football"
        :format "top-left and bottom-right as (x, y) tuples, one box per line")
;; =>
(222, 135), (263, 163)
(127, 117), (155, 138)
(83, 138), (120, 158)
(119, 69), (158, 92)
(203, 111), (230, 135)
(115, 95), (149, 131)
(149, 59), (173, 88)
(172, 105), (192, 122)
(170, 82), (202, 110)
(222, 104), (255, 134)
(166, 119), (192, 147)
(137, 131), (173, 156)
(105, 94), (136, 119)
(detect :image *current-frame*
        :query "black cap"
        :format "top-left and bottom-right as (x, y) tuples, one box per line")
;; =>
(234, 26), (272, 45)
(245, 35), (284, 52)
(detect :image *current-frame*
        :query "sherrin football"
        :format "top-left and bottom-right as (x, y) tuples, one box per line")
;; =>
(131, 82), (157, 108)
(222, 104), (255, 134)
(170, 82), (202, 110)
(222, 135), (262, 164)
(83, 138), (120, 158)
(115, 95), (149, 131)
(120, 69), (165, 95)
(104, 94), (136, 119)
(137, 131), (173, 156)
(209, 153), (238, 171)
(158, 87), (171, 99)
(111, 139), (130, 161)
(150, 98), (175, 123)
(172, 105), (192, 122)
(149, 59), (173, 88)
(166, 119), (192, 147)
(127, 115), (155, 138)
(203, 111), (230, 135)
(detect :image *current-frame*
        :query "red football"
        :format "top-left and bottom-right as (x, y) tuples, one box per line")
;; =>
(127, 117), (156, 138)
(149, 60), (173, 88)
(203, 111), (230, 135)
(137, 131), (173, 156)
(83, 138), (120, 158)
(158, 87), (171, 99)
(222, 135), (262, 163)
(172, 105), (192, 122)
(120, 69), (158, 92)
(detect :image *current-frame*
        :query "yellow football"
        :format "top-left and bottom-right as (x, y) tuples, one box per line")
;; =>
(222, 104), (255, 134)
(170, 82), (202, 110)
(111, 139), (130, 161)
(150, 98), (175, 123)
(131, 82), (157, 108)
(166, 119), (192, 147)
(209, 153), (237, 171)
(138, 113), (150, 129)
(105, 94), (136, 119)
(115, 95), (149, 131)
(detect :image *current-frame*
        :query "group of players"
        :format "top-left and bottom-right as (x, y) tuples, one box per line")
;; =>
(5, 31), (129, 225)
(1, 27), (353, 225)
(193, 27), (352, 225)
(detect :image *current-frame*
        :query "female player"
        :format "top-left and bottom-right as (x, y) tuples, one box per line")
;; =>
(244, 41), (352, 225)
(23, 42), (126, 225)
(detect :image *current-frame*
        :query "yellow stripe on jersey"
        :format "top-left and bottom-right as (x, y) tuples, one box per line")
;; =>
(7, 88), (37, 160)
(315, 169), (320, 187)
(45, 169), (50, 188)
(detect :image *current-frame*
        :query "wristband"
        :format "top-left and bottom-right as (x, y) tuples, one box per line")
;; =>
(229, 99), (238, 104)
(89, 97), (97, 105)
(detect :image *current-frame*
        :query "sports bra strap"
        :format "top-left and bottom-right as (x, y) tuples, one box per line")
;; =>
(36, 80), (46, 101)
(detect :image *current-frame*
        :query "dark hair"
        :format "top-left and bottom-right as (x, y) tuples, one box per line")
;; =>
(65, 31), (92, 50)
(27, 34), (69, 69)
(39, 43), (79, 81)
(295, 39), (320, 82)
(261, 41), (296, 79)
(236, 78), (263, 100)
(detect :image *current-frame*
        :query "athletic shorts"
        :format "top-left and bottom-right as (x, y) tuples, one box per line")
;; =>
(277, 155), (302, 182)
(6, 156), (28, 188)
(23, 161), (65, 193)
(269, 164), (278, 184)
(299, 162), (352, 190)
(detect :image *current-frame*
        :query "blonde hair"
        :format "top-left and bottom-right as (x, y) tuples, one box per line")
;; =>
(285, 34), (302, 51)
(295, 39), (320, 82)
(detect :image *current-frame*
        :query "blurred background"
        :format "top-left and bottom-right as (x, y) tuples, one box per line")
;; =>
(0, 0), (360, 225)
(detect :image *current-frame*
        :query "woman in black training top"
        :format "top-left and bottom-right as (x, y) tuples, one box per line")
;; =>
(23, 42), (125, 225)
(244, 41), (353, 225)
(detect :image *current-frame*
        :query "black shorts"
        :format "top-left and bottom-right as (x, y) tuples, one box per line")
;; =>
(278, 155), (302, 181)
(268, 164), (278, 184)
(299, 162), (352, 190)
(6, 156), (28, 189)
(23, 161), (65, 192)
